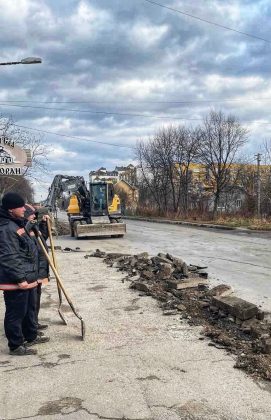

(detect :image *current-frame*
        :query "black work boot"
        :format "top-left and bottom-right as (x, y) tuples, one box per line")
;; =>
(37, 323), (48, 330)
(9, 345), (37, 356)
(25, 335), (50, 347)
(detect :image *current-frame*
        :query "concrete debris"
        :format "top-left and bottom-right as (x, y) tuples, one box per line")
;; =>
(62, 247), (82, 253)
(48, 245), (62, 251)
(262, 338), (271, 354)
(55, 220), (70, 235)
(177, 304), (186, 312)
(130, 281), (151, 293)
(86, 249), (271, 381)
(85, 249), (107, 258)
(137, 252), (149, 259)
(207, 284), (234, 297)
(167, 278), (209, 290)
(198, 301), (210, 309)
(212, 296), (259, 321)
(163, 309), (178, 316)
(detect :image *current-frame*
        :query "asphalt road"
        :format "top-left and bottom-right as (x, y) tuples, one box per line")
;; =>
(58, 218), (271, 311)
(1, 219), (271, 420)
(1, 238), (271, 420)
(124, 220), (271, 311)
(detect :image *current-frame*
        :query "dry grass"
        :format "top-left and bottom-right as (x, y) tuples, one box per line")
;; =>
(214, 216), (271, 230)
(133, 207), (271, 231)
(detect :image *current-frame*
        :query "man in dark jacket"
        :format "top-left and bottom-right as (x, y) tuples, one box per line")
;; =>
(24, 204), (49, 330)
(0, 192), (49, 356)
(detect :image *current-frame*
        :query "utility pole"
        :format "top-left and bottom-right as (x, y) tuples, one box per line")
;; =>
(255, 153), (261, 218)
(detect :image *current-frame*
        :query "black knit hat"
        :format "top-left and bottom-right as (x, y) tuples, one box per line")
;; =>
(1, 192), (25, 210)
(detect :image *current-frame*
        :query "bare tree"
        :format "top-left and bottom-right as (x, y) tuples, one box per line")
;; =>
(0, 176), (34, 202)
(153, 125), (201, 214)
(258, 140), (271, 215)
(262, 139), (271, 164)
(136, 136), (171, 215)
(199, 110), (248, 217)
(151, 126), (178, 213)
(0, 116), (50, 198)
(136, 125), (201, 216)
(174, 126), (201, 214)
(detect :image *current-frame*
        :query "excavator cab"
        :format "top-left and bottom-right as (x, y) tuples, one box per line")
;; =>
(90, 183), (108, 215)
(90, 182), (122, 219)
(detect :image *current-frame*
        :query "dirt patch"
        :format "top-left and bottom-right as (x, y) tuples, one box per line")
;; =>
(124, 305), (141, 312)
(137, 375), (161, 381)
(58, 354), (70, 359)
(88, 285), (108, 291)
(176, 400), (227, 420)
(37, 397), (84, 416)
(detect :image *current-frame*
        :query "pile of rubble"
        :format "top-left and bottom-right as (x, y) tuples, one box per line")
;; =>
(85, 249), (271, 381)
(54, 219), (70, 236)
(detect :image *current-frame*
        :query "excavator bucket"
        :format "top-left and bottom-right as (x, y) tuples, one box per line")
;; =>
(74, 222), (126, 238)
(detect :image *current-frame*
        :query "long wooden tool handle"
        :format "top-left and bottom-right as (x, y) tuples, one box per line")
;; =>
(47, 218), (58, 269)
(36, 229), (85, 339)
(46, 218), (63, 303)
(37, 236), (80, 315)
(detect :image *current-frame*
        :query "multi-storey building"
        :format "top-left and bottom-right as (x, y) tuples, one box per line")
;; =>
(89, 164), (139, 211)
(89, 164), (137, 185)
(186, 162), (271, 212)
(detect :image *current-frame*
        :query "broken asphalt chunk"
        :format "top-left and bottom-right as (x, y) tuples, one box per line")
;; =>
(167, 278), (209, 290)
(130, 281), (151, 293)
(212, 296), (259, 321)
(208, 284), (234, 298)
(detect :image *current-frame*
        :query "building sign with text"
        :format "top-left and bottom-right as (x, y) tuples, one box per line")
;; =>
(0, 136), (31, 176)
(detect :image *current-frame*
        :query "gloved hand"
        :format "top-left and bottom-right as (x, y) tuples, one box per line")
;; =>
(25, 220), (39, 235)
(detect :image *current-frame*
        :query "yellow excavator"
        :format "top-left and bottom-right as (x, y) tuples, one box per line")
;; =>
(45, 175), (126, 239)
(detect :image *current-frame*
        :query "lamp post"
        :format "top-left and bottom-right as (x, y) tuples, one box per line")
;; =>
(0, 57), (42, 66)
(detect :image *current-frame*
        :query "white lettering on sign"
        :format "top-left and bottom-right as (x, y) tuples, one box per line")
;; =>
(0, 167), (22, 175)
(0, 139), (29, 176)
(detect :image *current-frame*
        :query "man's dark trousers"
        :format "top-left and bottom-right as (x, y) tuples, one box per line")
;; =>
(36, 283), (42, 319)
(3, 288), (38, 350)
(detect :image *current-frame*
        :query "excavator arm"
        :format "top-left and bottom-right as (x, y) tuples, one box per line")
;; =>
(45, 175), (86, 212)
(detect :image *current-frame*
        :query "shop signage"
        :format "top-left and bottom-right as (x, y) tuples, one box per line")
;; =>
(0, 136), (31, 176)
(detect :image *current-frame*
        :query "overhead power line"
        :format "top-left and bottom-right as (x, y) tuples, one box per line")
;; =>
(3, 102), (271, 126)
(142, 0), (271, 44)
(0, 102), (201, 120)
(2, 98), (271, 104)
(14, 124), (135, 149)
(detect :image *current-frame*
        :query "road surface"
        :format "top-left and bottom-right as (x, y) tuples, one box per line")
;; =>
(58, 218), (271, 311)
(1, 220), (271, 419)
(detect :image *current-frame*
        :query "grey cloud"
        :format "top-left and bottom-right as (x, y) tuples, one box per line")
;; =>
(0, 0), (271, 195)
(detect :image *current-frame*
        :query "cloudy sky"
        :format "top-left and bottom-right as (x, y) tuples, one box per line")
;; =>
(0, 0), (270, 198)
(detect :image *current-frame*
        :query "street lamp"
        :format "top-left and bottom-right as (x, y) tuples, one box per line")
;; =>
(0, 57), (42, 66)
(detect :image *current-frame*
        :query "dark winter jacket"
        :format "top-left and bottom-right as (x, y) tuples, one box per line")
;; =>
(38, 220), (50, 279)
(37, 234), (49, 279)
(24, 222), (49, 280)
(0, 208), (39, 290)
(38, 220), (49, 241)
